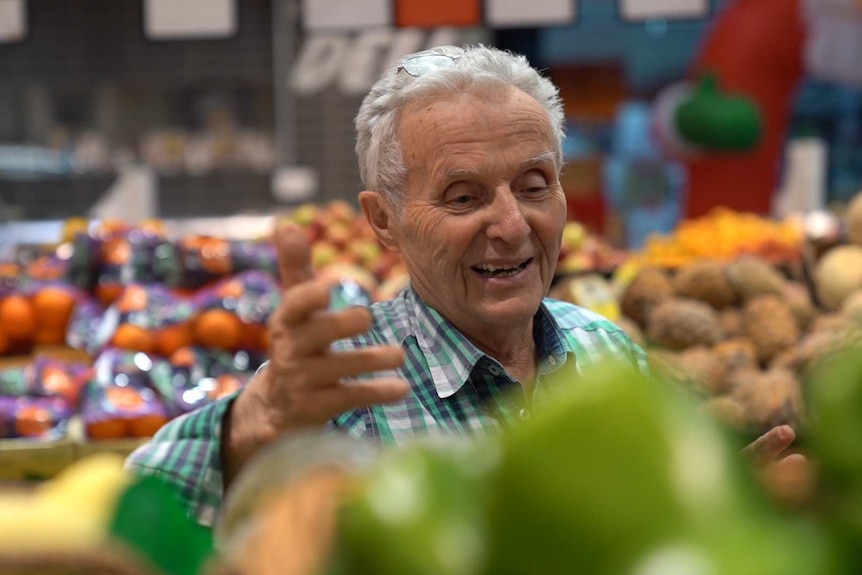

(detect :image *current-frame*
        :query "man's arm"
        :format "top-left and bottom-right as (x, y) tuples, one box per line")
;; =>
(125, 396), (234, 527)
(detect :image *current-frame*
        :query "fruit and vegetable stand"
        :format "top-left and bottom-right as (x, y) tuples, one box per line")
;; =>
(1, 194), (862, 574)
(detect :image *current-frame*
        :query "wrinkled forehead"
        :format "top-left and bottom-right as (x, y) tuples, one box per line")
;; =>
(397, 84), (553, 143)
(397, 89), (558, 183)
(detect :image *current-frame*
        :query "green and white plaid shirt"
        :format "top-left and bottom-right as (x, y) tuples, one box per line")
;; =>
(126, 286), (647, 526)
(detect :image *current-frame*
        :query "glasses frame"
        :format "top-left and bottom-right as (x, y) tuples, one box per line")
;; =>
(397, 53), (461, 77)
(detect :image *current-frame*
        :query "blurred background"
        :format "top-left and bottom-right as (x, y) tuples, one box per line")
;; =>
(1, 0), (862, 474)
(0, 0), (859, 248)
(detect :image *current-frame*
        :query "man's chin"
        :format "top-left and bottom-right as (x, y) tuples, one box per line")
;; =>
(472, 294), (543, 325)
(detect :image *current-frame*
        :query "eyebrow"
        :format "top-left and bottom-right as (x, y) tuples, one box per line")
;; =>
(440, 150), (557, 182)
(522, 150), (557, 169)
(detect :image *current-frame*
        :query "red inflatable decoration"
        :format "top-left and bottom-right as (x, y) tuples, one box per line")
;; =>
(684, 0), (807, 218)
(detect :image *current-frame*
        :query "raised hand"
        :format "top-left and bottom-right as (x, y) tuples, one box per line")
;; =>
(222, 223), (409, 487)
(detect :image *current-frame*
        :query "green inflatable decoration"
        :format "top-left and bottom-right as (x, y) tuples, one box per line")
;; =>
(675, 73), (762, 151)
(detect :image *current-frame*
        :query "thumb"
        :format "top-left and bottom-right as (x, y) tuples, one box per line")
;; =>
(274, 221), (314, 288)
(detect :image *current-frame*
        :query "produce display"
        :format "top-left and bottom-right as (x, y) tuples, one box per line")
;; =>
(610, 247), (862, 438)
(635, 207), (805, 269)
(0, 454), (217, 575)
(212, 349), (862, 575)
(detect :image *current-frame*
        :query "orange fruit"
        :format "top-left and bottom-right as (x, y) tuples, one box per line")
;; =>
(116, 285), (149, 313)
(154, 322), (193, 357)
(112, 323), (155, 354)
(240, 321), (269, 352)
(32, 287), (76, 330)
(95, 283), (124, 307)
(169, 346), (197, 367)
(102, 238), (132, 266)
(15, 405), (54, 437)
(0, 329), (10, 355)
(0, 295), (37, 342)
(200, 239), (233, 276)
(214, 375), (243, 400)
(129, 415), (169, 438)
(215, 278), (245, 299)
(194, 309), (243, 351)
(41, 367), (77, 402)
(87, 418), (128, 440)
(33, 326), (67, 346)
(105, 385), (146, 411)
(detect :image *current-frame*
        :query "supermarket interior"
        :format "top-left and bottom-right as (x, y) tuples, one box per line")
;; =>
(2, 0), (862, 573)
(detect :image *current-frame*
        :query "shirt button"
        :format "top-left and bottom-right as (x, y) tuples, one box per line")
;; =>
(488, 365), (502, 376)
(519, 408), (531, 421)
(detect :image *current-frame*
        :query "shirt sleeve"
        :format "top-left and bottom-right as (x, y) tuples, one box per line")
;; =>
(125, 394), (235, 528)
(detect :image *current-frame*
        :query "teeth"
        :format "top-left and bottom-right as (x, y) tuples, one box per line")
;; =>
(476, 264), (515, 272)
(473, 259), (530, 278)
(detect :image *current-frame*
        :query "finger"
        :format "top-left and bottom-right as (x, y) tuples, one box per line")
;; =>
(761, 453), (816, 507)
(307, 378), (411, 420)
(283, 307), (374, 357)
(294, 346), (406, 387)
(271, 277), (343, 328)
(742, 425), (796, 465)
(274, 222), (314, 289)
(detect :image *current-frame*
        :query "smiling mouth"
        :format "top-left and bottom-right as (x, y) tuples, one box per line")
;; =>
(471, 258), (533, 279)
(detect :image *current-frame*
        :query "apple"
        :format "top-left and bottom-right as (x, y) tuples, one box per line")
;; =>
(348, 239), (383, 267)
(325, 221), (354, 249)
(288, 203), (319, 227)
(311, 241), (339, 269)
(327, 200), (357, 224)
(557, 252), (595, 275)
(561, 222), (587, 252)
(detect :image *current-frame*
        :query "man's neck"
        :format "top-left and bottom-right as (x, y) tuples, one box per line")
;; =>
(464, 321), (537, 384)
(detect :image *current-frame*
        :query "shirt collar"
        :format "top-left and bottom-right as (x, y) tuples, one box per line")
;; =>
(404, 285), (572, 399)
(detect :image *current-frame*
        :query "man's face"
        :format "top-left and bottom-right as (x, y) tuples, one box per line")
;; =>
(388, 87), (566, 333)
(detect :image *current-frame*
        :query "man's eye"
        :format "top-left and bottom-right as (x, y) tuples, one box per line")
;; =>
(524, 187), (548, 194)
(452, 194), (475, 204)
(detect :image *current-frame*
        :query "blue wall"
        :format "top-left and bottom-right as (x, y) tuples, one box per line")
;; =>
(537, 0), (727, 92)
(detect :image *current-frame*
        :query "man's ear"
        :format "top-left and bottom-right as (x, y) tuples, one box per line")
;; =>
(358, 191), (401, 253)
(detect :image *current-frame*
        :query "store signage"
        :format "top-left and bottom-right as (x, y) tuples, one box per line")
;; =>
(290, 27), (474, 96)
(302, 0), (391, 30)
(620, 0), (708, 21)
(0, 0), (26, 43)
(144, 0), (236, 40)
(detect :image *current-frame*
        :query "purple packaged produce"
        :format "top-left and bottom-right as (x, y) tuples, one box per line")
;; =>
(230, 240), (278, 277)
(66, 295), (108, 355)
(196, 270), (281, 324)
(24, 357), (90, 405)
(63, 231), (101, 292)
(0, 367), (27, 397)
(26, 254), (70, 282)
(148, 346), (259, 416)
(178, 235), (234, 289)
(81, 349), (170, 439)
(0, 395), (74, 440)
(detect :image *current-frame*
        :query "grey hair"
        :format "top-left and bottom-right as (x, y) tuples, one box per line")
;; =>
(355, 44), (565, 206)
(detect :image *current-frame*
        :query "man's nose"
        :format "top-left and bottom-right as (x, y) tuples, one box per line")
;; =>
(486, 188), (530, 244)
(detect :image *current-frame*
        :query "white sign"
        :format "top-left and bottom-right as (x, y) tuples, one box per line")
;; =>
(805, 0), (862, 88)
(0, 0), (26, 43)
(144, 0), (236, 40)
(486, 0), (576, 27)
(272, 166), (319, 202)
(620, 0), (708, 20)
(302, 0), (392, 31)
(290, 27), (467, 95)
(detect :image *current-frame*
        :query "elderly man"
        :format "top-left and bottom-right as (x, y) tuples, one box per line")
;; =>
(128, 45), (801, 527)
